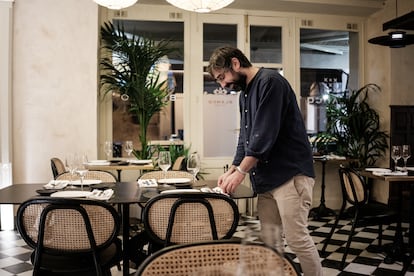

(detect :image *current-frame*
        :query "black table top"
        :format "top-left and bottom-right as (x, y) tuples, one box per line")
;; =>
(0, 180), (255, 205)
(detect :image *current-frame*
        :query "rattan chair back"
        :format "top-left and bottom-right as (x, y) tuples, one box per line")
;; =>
(136, 240), (299, 276)
(51, 157), (67, 179)
(143, 192), (239, 248)
(16, 197), (122, 275)
(56, 170), (118, 182)
(139, 170), (193, 180)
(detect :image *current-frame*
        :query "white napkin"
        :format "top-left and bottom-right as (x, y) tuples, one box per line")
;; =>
(372, 171), (408, 176)
(326, 154), (346, 160)
(211, 186), (230, 196)
(87, 161), (111, 165)
(138, 179), (158, 187)
(87, 189), (114, 200)
(44, 180), (69, 189)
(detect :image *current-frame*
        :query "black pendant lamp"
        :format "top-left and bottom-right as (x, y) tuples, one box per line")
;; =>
(368, 2), (414, 48)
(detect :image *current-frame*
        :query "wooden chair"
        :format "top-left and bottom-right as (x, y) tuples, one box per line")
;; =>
(16, 197), (122, 276)
(135, 240), (299, 276)
(321, 166), (400, 269)
(50, 157), (67, 179)
(56, 170), (118, 182)
(172, 156), (186, 170)
(142, 192), (239, 254)
(139, 170), (193, 181)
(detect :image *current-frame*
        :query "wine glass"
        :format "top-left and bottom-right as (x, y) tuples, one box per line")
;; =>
(124, 140), (133, 157)
(158, 151), (171, 181)
(104, 140), (113, 160)
(402, 144), (411, 171)
(391, 145), (402, 172)
(65, 153), (78, 189)
(75, 154), (89, 190)
(187, 152), (200, 183)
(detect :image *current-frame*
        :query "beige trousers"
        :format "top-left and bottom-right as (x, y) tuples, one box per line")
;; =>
(257, 175), (323, 276)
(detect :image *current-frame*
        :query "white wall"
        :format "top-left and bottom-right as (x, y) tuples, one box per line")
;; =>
(12, 0), (99, 183)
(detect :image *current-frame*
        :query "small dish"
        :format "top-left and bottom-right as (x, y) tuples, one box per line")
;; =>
(36, 189), (60, 196)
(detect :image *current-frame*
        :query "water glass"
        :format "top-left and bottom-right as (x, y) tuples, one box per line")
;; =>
(158, 151), (171, 180)
(124, 140), (133, 157)
(391, 145), (402, 171)
(402, 144), (411, 171)
(104, 140), (113, 160)
(187, 152), (201, 183)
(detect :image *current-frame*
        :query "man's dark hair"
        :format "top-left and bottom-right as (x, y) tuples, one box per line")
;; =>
(207, 46), (252, 76)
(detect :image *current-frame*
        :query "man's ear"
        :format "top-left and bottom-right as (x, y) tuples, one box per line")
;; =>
(230, 57), (240, 71)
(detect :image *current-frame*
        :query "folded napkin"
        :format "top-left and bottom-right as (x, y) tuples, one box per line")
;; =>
(212, 186), (230, 196)
(87, 189), (114, 200)
(326, 154), (346, 160)
(138, 179), (158, 187)
(87, 161), (111, 165)
(372, 171), (408, 176)
(44, 180), (69, 189)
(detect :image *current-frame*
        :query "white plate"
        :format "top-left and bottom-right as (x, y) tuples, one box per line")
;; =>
(160, 189), (200, 194)
(158, 178), (192, 184)
(365, 168), (392, 173)
(51, 191), (93, 198)
(71, 180), (102, 186)
(128, 159), (152, 165)
(89, 160), (108, 163)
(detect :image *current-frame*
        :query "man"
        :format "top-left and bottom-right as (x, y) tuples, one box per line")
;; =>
(208, 46), (322, 276)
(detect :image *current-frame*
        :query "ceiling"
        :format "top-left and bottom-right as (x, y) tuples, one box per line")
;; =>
(137, 0), (385, 17)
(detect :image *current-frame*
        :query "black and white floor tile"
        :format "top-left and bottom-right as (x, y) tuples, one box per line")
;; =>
(0, 216), (413, 275)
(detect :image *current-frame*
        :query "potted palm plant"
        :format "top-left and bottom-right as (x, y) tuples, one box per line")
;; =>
(99, 22), (176, 159)
(324, 83), (388, 168)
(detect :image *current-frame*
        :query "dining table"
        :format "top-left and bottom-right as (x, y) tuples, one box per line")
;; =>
(0, 179), (255, 276)
(361, 169), (414, 274)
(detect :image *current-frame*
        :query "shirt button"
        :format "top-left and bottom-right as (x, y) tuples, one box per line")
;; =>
(246, 141), (249, 144)
(244, 94), (247, 98)
(245, 125), (248, 129)
(244, 109), (248, 112)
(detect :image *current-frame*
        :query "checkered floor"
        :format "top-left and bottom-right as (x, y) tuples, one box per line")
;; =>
(0, 216), (413, 276)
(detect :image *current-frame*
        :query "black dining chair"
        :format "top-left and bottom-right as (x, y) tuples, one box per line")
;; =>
(321, 166), (400, 269)
(16, 197), (122, 276)
(50, 157), (67, 179)
(142, 192), (239, 253)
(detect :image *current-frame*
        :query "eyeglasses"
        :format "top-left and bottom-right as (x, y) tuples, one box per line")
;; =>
(214, 68), (229, 83)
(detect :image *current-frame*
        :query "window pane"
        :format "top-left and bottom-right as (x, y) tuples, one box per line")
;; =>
(250, 26), (282, 63)
(299, 28), (350, 135)
(203, 24), (237, 61)
(203, 23), (238, 157)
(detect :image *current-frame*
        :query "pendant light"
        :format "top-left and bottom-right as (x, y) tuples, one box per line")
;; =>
(368, 1), (414, 48)
(93, 0), (138, 10)
(166, 0), (234, 13)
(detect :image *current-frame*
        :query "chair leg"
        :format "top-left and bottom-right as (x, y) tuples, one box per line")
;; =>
(378, 224), (383, 247)
(341, 218), (358, 269)
(322, 210), (344, 253)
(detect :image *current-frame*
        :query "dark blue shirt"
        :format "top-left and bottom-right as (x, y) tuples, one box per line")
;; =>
(232, 68), (315, 193)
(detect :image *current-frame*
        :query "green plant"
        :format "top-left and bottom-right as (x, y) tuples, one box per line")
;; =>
(325, 83), (388, 168)
(99, 22), (176, 159)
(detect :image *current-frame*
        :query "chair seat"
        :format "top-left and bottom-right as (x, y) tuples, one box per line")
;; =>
(346, 202), (398, 224)
(30, 238), (122, 273)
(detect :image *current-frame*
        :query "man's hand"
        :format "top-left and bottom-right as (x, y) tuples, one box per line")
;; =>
(218, 170), (245, 194)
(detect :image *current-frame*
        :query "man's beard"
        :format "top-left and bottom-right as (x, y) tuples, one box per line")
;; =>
(229, 74), (247, 92)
